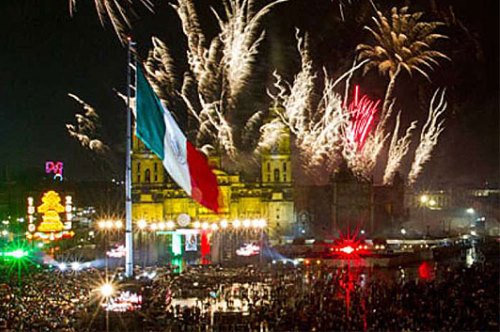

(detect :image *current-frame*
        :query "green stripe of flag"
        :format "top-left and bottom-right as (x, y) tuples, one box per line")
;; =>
(136, 66), (166, 159)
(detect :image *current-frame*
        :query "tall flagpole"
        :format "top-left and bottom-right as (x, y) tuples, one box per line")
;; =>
(125, 37), (135, 278)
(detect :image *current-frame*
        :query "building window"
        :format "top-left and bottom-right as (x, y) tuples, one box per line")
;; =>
(283, 173), (287, 182)
(267, 174), (271, 182)
(274, 169), (280, 182)
(267, 162), (270, 172)
(137, 162), (141, 172)
(145, 169), (151, 183)
(154, 162), (158, 172)
(137, 175), (140, 183)
(154, 175), (158, 182)
(283, 162), (287, 172)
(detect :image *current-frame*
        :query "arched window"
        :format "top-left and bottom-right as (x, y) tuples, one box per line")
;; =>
(283, 162), (287, 172)
(145, 169), (151, 183)
(154, 162), (158, 172)
(274, 169), (280, 182)
(137, 162), (141, 172)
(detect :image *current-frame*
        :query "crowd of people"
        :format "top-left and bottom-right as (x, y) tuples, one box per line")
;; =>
(0, 245), (498, 331)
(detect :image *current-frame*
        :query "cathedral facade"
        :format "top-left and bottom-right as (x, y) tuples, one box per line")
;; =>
(131, 127), (295, 243)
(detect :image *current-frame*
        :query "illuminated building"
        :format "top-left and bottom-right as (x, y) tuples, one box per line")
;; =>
(131, 107), (294, 246)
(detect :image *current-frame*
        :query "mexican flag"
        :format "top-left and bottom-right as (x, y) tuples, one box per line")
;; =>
(135, 66), (219, 213)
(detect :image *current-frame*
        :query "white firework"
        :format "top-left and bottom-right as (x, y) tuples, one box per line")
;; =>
(408, 88), (447, 185)
(213, 0), (288, 100)
(67, 94), (109, 155)
(69, 0), (154, 42)
(383, 112), (417, 185)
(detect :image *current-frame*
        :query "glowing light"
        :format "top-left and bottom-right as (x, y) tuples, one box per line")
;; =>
(466, 208), (475, 214)
(201, 222), (209, 230)
(233, 219), (241, 229)
(58, 263), (67, 271)
(105, 220), (113, 229)
(150, 223), (158, 231)
(99, 283), (115, 298)
(137, 219), (147, 230)
(193, 221), (201, 229)
(1, 230), (8, 237)
(166, 220), (175, 230)
(158, 222), (166, 230)
(98, 221), (106, 229)
(210, 223), (218, 231)
(220, 220), (228, 229)
(71, 262), (81, 271)
(242, 219), (251, 228)
(114, 220), (123, 229)
(420, 195), (429, 204)
(6, 249), (28, 259)
(340, 246), (354, 254)
(401, 228), (407, 235)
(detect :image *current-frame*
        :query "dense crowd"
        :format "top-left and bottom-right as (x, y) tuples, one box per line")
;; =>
(0, 246), (498, 331)
(141, 260), (499, 331)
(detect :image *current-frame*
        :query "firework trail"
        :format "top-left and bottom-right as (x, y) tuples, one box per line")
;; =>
(408, 88), (447, 185)
(383, 112), (417, 185)
(144, 37), (177, 101)
(69, 0), (154, 42)
(213, 0), (288, 100)
(261, 31), (315, 150)
(67, 94), (109, 155)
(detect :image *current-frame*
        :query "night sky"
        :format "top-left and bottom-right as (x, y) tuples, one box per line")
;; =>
(0, 0), (498, 187)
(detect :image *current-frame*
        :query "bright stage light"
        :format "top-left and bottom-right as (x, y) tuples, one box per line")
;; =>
(6, 249), (28, 259)
(58, 263), (67, 271)
(340, 246), (354, 255)
(71, 262), (81, 271)
(100, 283), (114, 298)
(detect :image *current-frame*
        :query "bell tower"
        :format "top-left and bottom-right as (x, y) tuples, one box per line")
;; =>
(260, 105), (294, 243)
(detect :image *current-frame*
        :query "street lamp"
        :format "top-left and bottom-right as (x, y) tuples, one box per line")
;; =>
(420, 194), (429, 205)
(401, 228), (407, 235)
(466, 208), (475, 215)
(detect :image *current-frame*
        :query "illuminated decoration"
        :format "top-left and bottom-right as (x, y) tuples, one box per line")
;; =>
(45, 161), (64, 181)
(171, 233), (182, 256)
(236, 243), (260, 257)
(28, 191), (75, 242)
(64, 196), (73, 229)
(200, 230), (210, 258)
(185, 233), (197, 252)
(37, 191), (65, 233)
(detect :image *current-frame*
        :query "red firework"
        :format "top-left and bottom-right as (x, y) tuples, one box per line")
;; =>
(346, 85), (380, 151)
